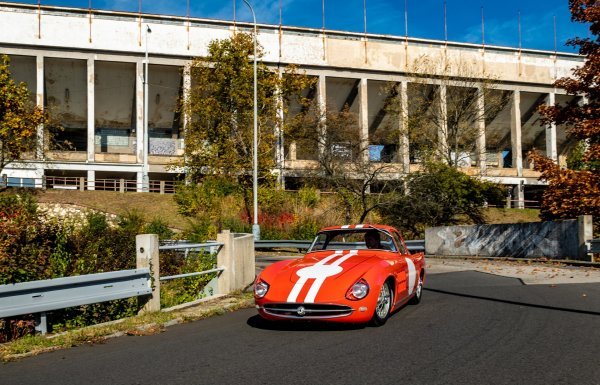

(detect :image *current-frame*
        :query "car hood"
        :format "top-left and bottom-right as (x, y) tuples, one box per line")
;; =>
(260, 250), (387, 303)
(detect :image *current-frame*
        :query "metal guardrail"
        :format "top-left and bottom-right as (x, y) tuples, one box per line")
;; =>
(255, 240), (313, 250)
(0, 269), (151, 334)
(2, 175), (178, 194)
(158, 241), (225, 283)
(159, 242), (224, 252)
(256, 239), (425, 252)
(160, 268), (225, 282)
(589, 239), (600, 254)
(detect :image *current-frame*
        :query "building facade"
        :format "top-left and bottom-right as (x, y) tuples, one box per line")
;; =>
(0, 2), (585, 205)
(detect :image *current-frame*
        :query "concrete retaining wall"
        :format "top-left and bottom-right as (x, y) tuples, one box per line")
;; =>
(425, 216), (593, 260)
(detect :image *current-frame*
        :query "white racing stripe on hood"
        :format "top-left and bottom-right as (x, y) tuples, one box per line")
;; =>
(287, 250), (358, 303)
(303, 250), (358, 303)
(286, 251), (342, 302)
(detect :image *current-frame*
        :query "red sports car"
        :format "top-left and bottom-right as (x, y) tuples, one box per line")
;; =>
(254, 224), (425, 326)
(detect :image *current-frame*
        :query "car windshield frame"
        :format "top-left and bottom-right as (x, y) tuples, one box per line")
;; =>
(308, 229), (398, 253)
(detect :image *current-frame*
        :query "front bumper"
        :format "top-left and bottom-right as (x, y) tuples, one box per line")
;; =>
(256, 301), (373, 323)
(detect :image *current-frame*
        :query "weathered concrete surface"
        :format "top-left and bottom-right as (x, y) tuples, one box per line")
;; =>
(216, 231), (256, 294)
(426, 257), (600, 285)
(425, 219), (584, 260)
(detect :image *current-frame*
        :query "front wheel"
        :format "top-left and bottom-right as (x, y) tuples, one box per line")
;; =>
(371, 281), (392, 326)
(409, 276), (423, 304)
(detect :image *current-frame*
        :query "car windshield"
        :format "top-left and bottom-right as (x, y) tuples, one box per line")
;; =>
(308, 229), (397, 252)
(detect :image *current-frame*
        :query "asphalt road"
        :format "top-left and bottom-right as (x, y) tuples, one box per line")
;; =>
(3, 270), (600, 385)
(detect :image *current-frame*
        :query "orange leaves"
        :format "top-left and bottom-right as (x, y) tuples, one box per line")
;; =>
(0, 54), (48, 169)
(531, 2), (600, 231)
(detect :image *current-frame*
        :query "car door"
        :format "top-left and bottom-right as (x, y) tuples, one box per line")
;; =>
(389, 231), (410, 304)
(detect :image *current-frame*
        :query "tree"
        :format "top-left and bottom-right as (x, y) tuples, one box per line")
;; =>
(382, 162), (504, 238)
(287, 101), (400, 223)
(386, 56), (509, 167)
(528, 0), (600, 228)
(0, 54), (47, 173)
(182, 33), (310, 219)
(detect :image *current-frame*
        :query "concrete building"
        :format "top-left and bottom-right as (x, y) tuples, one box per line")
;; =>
(0, 2), (585, 206)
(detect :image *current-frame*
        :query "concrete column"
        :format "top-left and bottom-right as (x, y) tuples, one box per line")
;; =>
(136, 172), (143, 193)
(136, 234), (161, 313)
(476, 86), (487, 174)
(359, 78), (369, 162)
(87, 58), (95, 162)
(87, 170), (95, 190)
(578, 215), (593, 261)
(510, 90), (523, 176)
(135, 61), (144, 192)
(275, 71), (285, 188)
(182, 63), (191, 134)
(135, 61), (144, 165)
(317, 74), (327, 158)
(182, 63), (191, 184)
(399, 81), (410, 173)
(36, 55), (44, 160)
(439, 85), (448, 163)
(545, 92), (557, 162)
(513, 182), (524, 209)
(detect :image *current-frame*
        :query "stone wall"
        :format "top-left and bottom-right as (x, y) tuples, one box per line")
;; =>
(425, 216), (592, 260)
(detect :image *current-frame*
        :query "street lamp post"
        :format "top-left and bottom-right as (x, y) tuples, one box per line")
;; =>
(241, 0), (260, 240)
(143, 25), (152, 192)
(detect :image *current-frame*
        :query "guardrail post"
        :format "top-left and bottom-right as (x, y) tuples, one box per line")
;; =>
(34, 311), (48, 335)
(216, 230), (234, 295)
(579, 215), (593, 261)
(136, 234), (161, 313)
(216, 231), (255, 295)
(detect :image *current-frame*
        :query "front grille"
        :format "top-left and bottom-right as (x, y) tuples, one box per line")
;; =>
(263, 303), (353, 319)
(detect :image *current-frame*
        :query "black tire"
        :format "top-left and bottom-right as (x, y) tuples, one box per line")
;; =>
(409, 275), (423, 305)
(370, 280), (393, 326)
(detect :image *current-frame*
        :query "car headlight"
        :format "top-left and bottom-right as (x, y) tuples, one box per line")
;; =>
(254, 279), (269, 298)
(346, 278), (369, 300)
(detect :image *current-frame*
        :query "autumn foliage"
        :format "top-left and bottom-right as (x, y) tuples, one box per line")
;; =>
(529, 0), (600, 229)
(0, 54), (47, 171)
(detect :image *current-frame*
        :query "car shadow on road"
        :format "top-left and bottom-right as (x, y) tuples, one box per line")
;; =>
(246, 315), (367, 331)
(424, 287), (600, 316)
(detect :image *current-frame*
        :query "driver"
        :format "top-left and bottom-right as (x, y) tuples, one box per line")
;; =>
(364, 230), (381, 249)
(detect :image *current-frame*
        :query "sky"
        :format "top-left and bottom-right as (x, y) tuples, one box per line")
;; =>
(8, 0), (591, 52)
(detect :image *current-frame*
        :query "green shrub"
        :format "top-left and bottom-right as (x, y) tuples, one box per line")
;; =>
(144, 217), (174, 240)
(290, 218), (320, 240)
(159, 250), (217, 308)
(298, 186), (320, 209)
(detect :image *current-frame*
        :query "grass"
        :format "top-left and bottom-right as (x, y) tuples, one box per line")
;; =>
(33, 189), (189, 230)
(483, 207), (541, 224)
(0, 292), (254, 362)
(29, 189), (542, 234)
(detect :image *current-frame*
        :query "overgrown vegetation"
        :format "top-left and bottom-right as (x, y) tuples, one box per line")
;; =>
(0, 54), (59, 172)
(382, 163), (505, 238)
(0, 191), (211, 342)
(182, 33), (311, 219)
(529, 0), (600, 235)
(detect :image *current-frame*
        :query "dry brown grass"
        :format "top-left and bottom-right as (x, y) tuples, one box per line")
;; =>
(483, 207), (541, 224)
(34, 189), (189, 230)
(27, 189), (541, 233)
